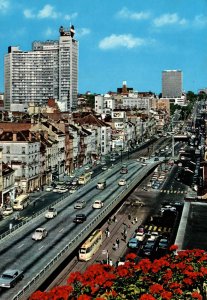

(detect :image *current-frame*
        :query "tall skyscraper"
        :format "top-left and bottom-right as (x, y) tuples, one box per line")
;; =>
(4, 25), (78, 112)
(162, 70), (182, 98)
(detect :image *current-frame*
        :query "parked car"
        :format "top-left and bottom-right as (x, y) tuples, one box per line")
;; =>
(53, 186), (63, 192)
(73, 214), (87, 223)
(141, 240), (156, 257)
(2, 207), (13, 216)
(135, 225), (145, 234)
(160, 205), (176, 213)
(101, 166), (108, 171)
(148, 231), (159, 241)
(70, 186), (77, 193)
(74, 200), (86, 209)
(71, 178), (78, 186)
(32, 227), (48, 241)
(118, 179), (126, 186)
(92, 200), (104, 209)
(128, 238), (140, 249)
(57, 187), (68, 193)
(135, 232), (146, 242)
(45, 207), (57, 219)
(0, 269), (24, 288)
(157, 238), (169, 251)
(45, 186), (53, 192)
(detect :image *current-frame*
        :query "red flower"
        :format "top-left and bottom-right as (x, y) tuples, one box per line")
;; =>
(161, 290), (172, 299)
(125, 252), (137, 261)
(169, 244), (178, 251)
(149, 283), (164, 294)
(77, 295), (92, 300)
(192, 291), (203, 300)
(140, 294), (156, 300)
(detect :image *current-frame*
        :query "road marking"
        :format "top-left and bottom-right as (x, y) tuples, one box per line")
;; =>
(39, 246), (44, 250)
(59, 228), (64, 232)
(17, 244), (24, 249)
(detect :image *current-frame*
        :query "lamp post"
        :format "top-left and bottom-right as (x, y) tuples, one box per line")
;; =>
(120, 149), (123, 163)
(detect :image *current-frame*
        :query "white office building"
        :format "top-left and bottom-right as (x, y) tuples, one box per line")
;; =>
(162, 70), (182, 98)
(4, 25), (78, 112)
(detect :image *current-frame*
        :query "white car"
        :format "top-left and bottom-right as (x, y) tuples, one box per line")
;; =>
(118, 179), (126, 186)
(135, 232), (145, 242)
(148, 231), (159, 241)
(53, 186), (62, 192)
(92, 200), (104, 209)
(45, 207), (57, 219)
(70, 186), (77, 193)
(45, 186), (53, 192)
(57, 187), (68, 193)
(161, 205), (176, 213)
(2, 207), (13, 216)
(32, 228), (48, 241)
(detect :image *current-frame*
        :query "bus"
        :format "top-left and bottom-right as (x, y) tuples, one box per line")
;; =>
(96, 179), (106, 190)
(13, 194), (29, 210)
(79, 229), (103, 261)
(78, 172), (91, 185)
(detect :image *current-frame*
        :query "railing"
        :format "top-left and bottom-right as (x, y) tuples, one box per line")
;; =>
(12, 162), (158, 300)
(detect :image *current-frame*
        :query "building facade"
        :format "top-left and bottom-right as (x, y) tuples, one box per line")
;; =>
(4, 25), (78, 112)
(162, 70), (182, 98)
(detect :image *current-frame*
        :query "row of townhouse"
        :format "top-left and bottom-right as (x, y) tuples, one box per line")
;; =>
(0, 108), (165, 206)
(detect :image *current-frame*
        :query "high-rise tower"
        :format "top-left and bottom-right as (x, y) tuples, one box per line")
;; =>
(4, 25), (78, 112)
(162, 70), (182, 98)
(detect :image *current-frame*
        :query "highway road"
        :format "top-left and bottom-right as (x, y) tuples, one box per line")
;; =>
(0, 159), (149, 300)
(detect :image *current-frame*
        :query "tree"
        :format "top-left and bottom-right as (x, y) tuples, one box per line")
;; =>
(30, 246), (207, 300)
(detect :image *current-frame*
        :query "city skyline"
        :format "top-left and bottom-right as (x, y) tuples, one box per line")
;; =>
(0, 0), (206, 95)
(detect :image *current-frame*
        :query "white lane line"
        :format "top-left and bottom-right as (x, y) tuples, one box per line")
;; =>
(39, 246), (44, 250)
(59, 228), (64, 232)
(17, 244), (24, 249)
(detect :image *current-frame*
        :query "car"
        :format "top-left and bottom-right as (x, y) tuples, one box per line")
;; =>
(2, 207), (13, 216)
(128, 238), (140, 249)
(161, 205), (176, 213)
(53, 185), (63, 192)
(74, 200), (86, 209)
(92, 200), (104, 209)
(148, 231), (159, 241)
(157, 238), (169, 251)
(73, 214), (87, 223)
(135, 225), (145, 234)
(100, 161), (106, 165)
(102, 166), (108, 171)
(45, 186), (53, 192)
(57, 187), (68, 193)
(135, 232), (146, 242)
(71, 178), (78, 185)
(69, 186), (77, 193)
(32, 227), (48, 241)
(45, 207), (57, 219)
(84, 165), (90, 170)
(120, 168), (128, 174)
(118, 179), (126, 186)
(141, 240), (156, 257)
(110, 157), (116, 161)
(0, 269), (24, 288)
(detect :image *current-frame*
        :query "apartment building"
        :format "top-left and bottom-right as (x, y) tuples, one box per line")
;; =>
(4, 25), (78, 112)
(162, 70), (183, 98)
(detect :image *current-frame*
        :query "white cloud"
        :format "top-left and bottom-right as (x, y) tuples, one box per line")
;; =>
(23, 9), (35, 19)
(194, 15), (207, 27)
(153, 13), (187, 27)
(0, 0), (10, 12)
(64, 12), (78, 20)
(117, 7), (150, 20)
(44, 27), (57, 37)
(99, 34), (150, 50)
(37, 4), (59, 19)
(23, 4), (77, 20)
(76, 27), (91, 37)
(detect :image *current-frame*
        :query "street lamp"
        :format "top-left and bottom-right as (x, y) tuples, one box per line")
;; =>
(120, 149), (123, 163)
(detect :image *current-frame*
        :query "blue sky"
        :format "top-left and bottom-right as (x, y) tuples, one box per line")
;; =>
(0, 0), (207, 94)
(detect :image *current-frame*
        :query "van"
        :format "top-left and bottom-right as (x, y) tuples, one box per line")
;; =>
(96, 180), (106, 190)
(13, 194), (29, 210)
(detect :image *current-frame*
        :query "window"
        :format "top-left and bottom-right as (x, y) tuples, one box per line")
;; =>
(22, 147), (25, 154)
(6, 157), (10, 163)
(6, 146), (10, 154)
